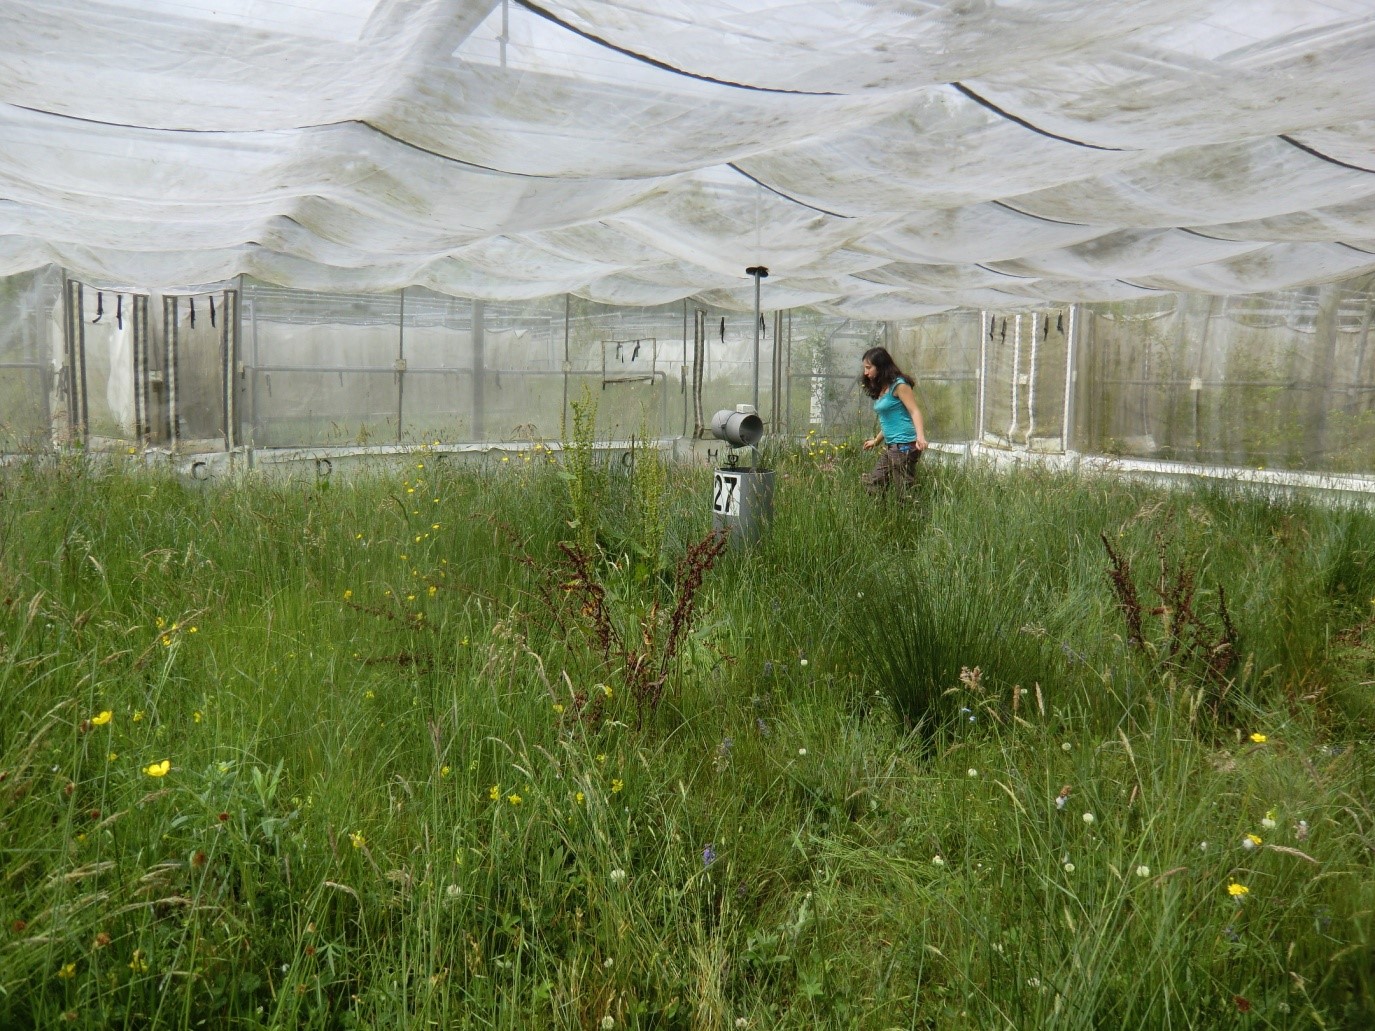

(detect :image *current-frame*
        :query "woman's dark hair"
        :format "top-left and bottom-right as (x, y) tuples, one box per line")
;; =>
(859, 346), (911, 399)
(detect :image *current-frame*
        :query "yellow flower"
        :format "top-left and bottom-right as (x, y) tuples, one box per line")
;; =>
(128, 950), (148, 973)
(161, 635), (172, 647)
(132, 710), (144, 722)
(575, 791), (585, 805)
(1246, 833), (1262, 846)
(107, 752), (118, 762)
(427, 585), (437, 597)
(507, 793), (522, 806)
(364, 690), (375, 700)
(1228, 882), (1250, 897)
(488, 784), (500, 801)
(349, 831), (366, 849)
(188, 626), (197, 634)
(90, 710), (113, 726)
(343, 589), (353, 600)
(596, 754), (607, 765)
(143, 759), (170, 777)
(611, 779), (624, 793)
(440, 765), (451, 778)
(57, 962), (77, 979)
(431, 523), (440, 530)
(601, 684), (613, 699)
(193, 711), (202, 724)
(552, 703), (564, 714)
(1250, 732), (1267, 744)
(155, 617), (165, 629)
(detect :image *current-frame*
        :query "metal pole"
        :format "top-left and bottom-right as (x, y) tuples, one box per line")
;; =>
(561, 293), (570, 440)
(397, 288), (405, 444)
(746, 266), (768, 411)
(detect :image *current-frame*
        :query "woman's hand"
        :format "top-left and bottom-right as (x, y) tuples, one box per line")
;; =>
(863, 437), (879, 450)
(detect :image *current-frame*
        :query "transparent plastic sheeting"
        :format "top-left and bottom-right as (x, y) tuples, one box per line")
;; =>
(2, 1), (1374, 318)
(5, 269), (1371, 476)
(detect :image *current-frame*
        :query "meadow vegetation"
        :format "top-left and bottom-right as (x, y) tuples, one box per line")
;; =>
(1, 435), (1374, 1029)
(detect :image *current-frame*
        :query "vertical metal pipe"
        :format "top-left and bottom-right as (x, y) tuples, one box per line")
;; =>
(562, 293), (570, 440)
(166, 296), (178, 449)
(1062, 305), (1077, 452)
(746, 266), (768, 412)
(771, 310), (784, 433)
(249, 284), (259, 450)
(976, 310), (987, 443)
(1008, 314), (1022, 441)
(752, 273), (761, 410)
(1027, 310), (1040, 446)
(681, 299), (689, 437)
(223, 288), (236, 451)
(397, 288), (405, 444)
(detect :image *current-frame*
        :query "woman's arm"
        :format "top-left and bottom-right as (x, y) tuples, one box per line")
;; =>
(894, 382), (928, 450)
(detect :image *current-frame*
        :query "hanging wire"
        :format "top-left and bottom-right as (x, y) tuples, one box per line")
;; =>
(92, 292), (103, 323)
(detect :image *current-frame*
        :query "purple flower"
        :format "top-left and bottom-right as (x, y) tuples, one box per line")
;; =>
(703, 844), (717, 867)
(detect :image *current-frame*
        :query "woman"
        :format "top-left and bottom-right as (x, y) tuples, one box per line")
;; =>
(859, 347), (927, 492)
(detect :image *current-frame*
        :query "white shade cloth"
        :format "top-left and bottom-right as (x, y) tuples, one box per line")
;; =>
(2, 0), (1373, 315)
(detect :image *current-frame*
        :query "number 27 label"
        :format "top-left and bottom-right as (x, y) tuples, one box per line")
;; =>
(712, 472), (741, 516)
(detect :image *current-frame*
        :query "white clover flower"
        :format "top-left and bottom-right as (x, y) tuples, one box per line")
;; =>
(1061, 742), (1073, 752)
(1063, 862), (1075, 873)
(609, 868), (626, 883)
(1199, 841), (1208, 852)
(603, 957), (614, 968)
(967, 768), (978, 778)
(798, 748), (807, 756)
(799, 658), (809, 667)
(1136, 865), (1151, 878)
(1082, 812), (1095, 825)
(931, 855), (945, 867)
(601, 1017), (615, 1030)
(736, 1019), (750, 1029)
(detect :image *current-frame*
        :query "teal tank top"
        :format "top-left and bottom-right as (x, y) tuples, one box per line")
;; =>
(874, 377), (915, 444)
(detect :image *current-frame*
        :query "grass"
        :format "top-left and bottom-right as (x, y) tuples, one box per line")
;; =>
(1, 444), (1374, 1029)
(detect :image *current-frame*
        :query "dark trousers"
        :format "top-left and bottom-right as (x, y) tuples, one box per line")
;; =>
(864, 443), (921, 493)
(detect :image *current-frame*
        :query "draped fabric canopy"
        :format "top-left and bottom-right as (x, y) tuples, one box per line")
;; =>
(2, 0), (1374, 316)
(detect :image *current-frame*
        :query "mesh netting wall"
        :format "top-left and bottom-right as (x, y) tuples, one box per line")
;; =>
(0, 267), (62, 451)
(1072, 280), (1375, 472)
(3, 266), (1374, 477)
(241, 282), (799, 447)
